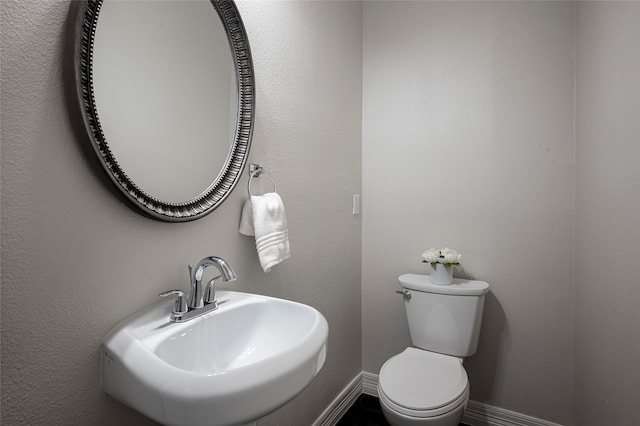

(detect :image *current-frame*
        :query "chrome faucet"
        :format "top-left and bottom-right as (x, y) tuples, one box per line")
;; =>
(189, 256), (237, 309)
(160, 256), (237, 322)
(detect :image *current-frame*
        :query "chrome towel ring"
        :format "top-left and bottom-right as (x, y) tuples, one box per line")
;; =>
(248, 163), (277, 196)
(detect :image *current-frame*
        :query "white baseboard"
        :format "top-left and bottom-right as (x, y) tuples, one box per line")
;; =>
(312, 373), (363, 426)
(462, 400), (564, 426)
(313, 371), (564, 426)
(362, 371), (379, 397)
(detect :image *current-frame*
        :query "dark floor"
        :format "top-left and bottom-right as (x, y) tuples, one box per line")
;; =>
(337, 394), (390, 426)
(336, 394), (470, 426)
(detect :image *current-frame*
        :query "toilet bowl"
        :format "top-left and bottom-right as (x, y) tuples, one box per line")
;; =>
(378, 274), (489, 426)
(377, 348), (469, 426)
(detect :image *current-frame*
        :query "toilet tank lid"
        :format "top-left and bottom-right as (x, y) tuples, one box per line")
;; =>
(399, 274), (489, 296)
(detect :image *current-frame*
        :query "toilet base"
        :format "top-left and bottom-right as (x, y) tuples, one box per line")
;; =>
(378, 393), (467, 426)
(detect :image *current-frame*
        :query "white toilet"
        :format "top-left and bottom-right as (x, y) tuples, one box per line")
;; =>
(378, 273), (489, 426)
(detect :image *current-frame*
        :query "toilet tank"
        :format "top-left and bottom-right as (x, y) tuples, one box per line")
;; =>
(398, 274), (489, 357)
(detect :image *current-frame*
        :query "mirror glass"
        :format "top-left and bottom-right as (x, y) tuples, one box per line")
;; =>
(74, 0), (254, 221)
(93, 0), (235, 203)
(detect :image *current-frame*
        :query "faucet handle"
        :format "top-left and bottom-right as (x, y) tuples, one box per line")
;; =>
(159, 289), (188, 315)
(203, 276), (222, 305)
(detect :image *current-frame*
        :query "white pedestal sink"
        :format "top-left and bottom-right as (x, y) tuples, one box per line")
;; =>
(102, 291), (329, 426)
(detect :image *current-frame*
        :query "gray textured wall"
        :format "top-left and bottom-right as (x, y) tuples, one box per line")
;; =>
(575, 2), (640, 425)
(3, 1), (639, 426)
(362, 2), (575, 424)
(0, 1), (363, 424)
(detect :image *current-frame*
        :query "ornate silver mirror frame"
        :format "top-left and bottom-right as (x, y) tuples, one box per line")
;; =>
(72, 0), (254, 221)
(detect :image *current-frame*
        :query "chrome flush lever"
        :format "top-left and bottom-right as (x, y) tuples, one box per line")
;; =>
(395, 289), (411, 299)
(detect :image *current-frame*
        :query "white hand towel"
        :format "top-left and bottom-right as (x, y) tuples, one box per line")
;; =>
(238, 198), (254, 236)
(250, 192), (290, 272)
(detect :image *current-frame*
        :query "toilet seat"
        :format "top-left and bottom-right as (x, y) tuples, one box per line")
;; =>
(378, 347), (469, 418)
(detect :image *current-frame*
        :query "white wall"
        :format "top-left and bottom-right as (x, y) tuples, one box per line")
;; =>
(362, 2), (575, 424)
(0, 1), (362, 425)
(574, 2), (640, 425)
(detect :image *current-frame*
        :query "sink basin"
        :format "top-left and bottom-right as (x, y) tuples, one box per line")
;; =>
(102, 291), (329, 426)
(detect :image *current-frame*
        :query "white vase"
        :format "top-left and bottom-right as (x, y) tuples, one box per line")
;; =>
(430, 263), (453, 285)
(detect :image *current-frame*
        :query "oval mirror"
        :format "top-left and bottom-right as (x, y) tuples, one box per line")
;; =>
(72, 0), (254, 221)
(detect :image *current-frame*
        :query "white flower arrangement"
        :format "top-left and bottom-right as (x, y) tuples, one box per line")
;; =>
(421, 247), (462, 268)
